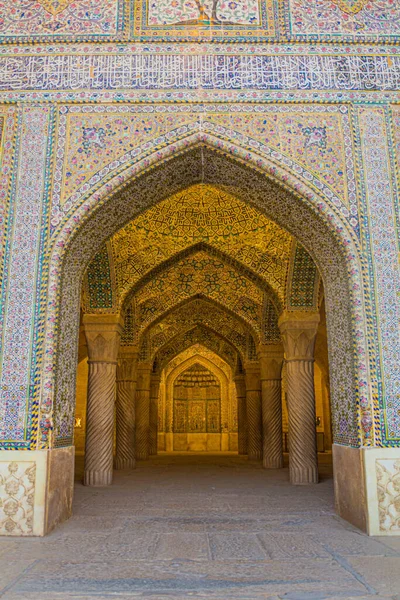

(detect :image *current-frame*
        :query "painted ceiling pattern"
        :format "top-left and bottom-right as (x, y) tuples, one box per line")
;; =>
(84, 183), (297, 312)
(165, 344), (232, 380)
(156, 326), (238, 372)
(133, 250), (264, 338)
(144, 298), (253, 360)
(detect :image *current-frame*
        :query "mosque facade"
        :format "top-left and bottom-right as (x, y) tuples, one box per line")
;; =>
(0, 0), (399, 538)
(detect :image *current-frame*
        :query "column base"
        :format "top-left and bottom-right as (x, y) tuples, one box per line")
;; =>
(114, 457), (136, 470)
(333, 444), (400, 536)
(290, 465), (318, 485)
(135, 453), (149, 461)
(248, 451), (262, 462)
(263, 457), (284, 469)
(0, 447), (74, 537)
(166, 433), (173, 452)
(84, 469), (113, 486)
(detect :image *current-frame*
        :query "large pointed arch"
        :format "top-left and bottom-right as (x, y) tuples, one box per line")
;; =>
(121, 242), (282, 313)
(42, 140), (372, 451)
(163, 350), (235, 442)
(137, 296), (259, 364)
(154, 324), (240, 372)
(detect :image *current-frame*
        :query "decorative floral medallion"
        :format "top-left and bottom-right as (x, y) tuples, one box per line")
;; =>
(331, 0), (371, 14)
(37, 0), (74, 15)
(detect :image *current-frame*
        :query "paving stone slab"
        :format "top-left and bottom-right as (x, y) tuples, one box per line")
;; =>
(257, 533), (330, 559)
(154, 533), (210, 560)
(347, 557), (400, 595)
(208, 533), (268, 560)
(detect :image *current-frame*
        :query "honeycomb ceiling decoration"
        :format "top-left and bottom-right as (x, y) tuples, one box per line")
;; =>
(176, 363), (220, 388)
(155, 324), (238, 372)
(84, 184), (294, 310)
(132, 250), (264, 339)
(144, 297), (251, 360)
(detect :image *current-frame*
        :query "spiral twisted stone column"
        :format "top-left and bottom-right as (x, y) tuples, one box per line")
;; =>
(245, 363), (262, 461)
(83, 314), (124, 487)
(149, 373), (161, 456)
(115, 347), (139, 470)
(135, 362), (152, 461)
(234, 375), (247, 455)
(279, 311), (320, 485)
(259, 344), (284, 470)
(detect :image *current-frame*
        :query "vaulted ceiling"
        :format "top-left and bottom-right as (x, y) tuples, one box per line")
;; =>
(82, 184), (320, 363)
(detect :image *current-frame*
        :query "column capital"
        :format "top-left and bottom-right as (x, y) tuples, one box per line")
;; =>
(244, 361), (260, 391)
(234, 374), (246, 397)
(136, 361), (153, 389)
(83, 314), (124, 363)
(278, 311), (320, 362)
(258, 343), (284, 380)
(119, 345), (140, 359)
(150, 372), (161, 385)
(137, 361), (153, 372)
(117, 346), (139, 382)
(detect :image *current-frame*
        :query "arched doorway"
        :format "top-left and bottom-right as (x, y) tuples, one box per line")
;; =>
(43, 141), (369, 532)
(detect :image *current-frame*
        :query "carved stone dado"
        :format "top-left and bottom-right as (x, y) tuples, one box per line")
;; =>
(115, 346), (139, 470)
(279, 312), (320, 485)
(245, 362), (262, 461)
(334, 446), (400, 536)
(259, 344), (284, 470)
(83, 314), (124, 486)
(135, 362), (152, 461)
(234, 375), (247, 455)
(0, 461), (36, 535)
(149, 373), (161, 456)
(0, 448), (74, 537)
(376, 458), (400, 533)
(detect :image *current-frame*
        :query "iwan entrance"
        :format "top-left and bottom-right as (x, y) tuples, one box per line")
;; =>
(74, 182), (332, 486)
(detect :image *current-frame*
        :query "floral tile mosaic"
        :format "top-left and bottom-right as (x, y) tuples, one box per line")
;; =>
(132, 0), (276, 41)
(283, 0), (400, 42)
(0, 0), (127, 42)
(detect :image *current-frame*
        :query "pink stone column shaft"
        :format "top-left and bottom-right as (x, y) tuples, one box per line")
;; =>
(115, 347), (139, 470)
(83, 315), (124, 486)
(149, 373), (161, 456)
(279, 312), (320, 485)
(259, 344), (284, 469)
(245, 363), (262, 461)
(234, 375), (248, 455)
(135, 362), (152, 461)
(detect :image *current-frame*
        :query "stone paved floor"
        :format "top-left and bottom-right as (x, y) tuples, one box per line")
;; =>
(0, 453), (400, 600)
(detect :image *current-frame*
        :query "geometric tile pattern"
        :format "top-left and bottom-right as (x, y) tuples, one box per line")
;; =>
(83, 183), (300, 311)
(156, 326), (238, 372)
(132, 250), (264, 338)
(358, 107), (400, 443)
(142, 298), (251, 361)
(85, 243), (114, 311)
(288, 242), (320, 309)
